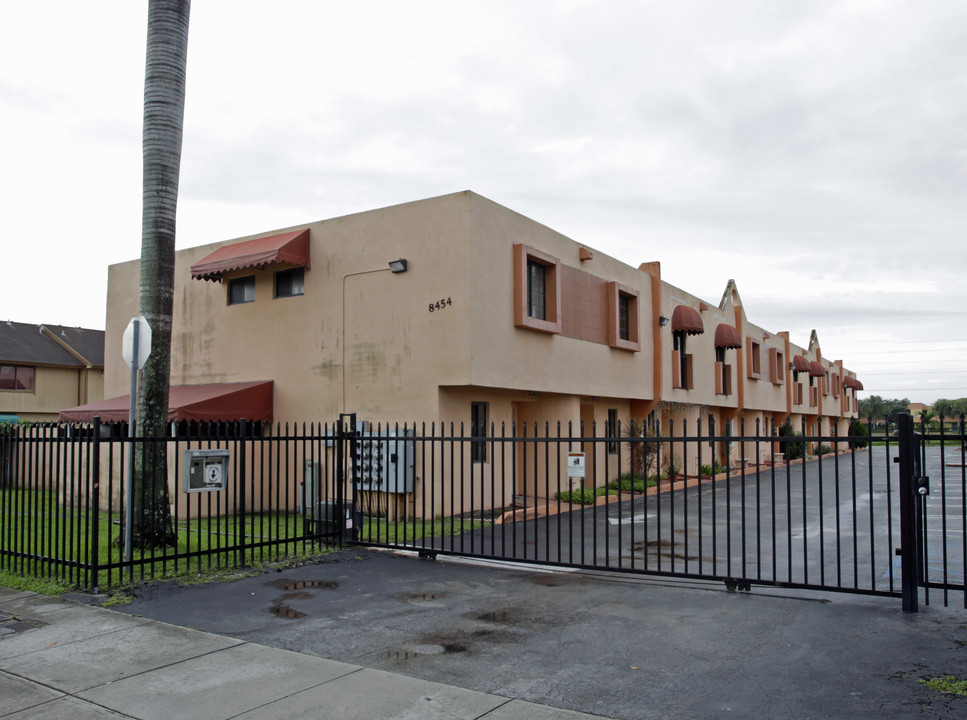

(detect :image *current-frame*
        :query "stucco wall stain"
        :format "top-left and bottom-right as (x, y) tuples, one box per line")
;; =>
(350, 343), (387, 378)
(312, 360), (340, 380)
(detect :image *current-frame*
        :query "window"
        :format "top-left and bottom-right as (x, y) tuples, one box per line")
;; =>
(471, 402), (488, 463)
(607, 408), (619, 454)
(275, 268), (304, 298)
(715, 347), (732, 395)
(527, 260), (546, 320)
(607, 281), (640, 351)
(228, 275), (255, 305)
(618, 294), (630, 339)
(672, 331), (692, 389)
(747, 339), (762, 379)
(513, 244), (561, 334)
(770, 349), (785, 385)
(0, 365), (35, 391)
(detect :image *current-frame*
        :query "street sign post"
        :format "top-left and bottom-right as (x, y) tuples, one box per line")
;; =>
(122, 316), (152, 561)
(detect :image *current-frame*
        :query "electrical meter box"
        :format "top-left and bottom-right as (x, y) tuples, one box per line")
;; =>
(183, 449), (230, 493)
(352, 424), (415, 493)
(301, 460), (361, 539)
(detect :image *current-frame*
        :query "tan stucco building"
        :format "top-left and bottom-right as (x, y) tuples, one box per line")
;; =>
(0, 322), (104, 422)
(68, 191), (862, 514)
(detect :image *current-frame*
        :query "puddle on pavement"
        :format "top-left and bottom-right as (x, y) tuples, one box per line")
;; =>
(382, 641), (467, 663)
(399, 591), (447, 603)
(532, 574), (569, 586)
(475, 609), (515, 623)
(268, 604), (307, 619)
(265, 579), (339, 591)
(623, 538), (712, 563)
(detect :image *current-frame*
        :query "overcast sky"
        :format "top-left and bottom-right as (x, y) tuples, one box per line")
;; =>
(2, 1), (965, 403)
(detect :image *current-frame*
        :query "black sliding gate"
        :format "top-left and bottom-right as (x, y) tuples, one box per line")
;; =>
(336, 413), (965, 611)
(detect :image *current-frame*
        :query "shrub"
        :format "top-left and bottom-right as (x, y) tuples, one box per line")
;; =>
(849, 421), (869, 449)
(779, 421), (806, 460)
(607, 474), (658, 493)
(555, 487), (602, 504)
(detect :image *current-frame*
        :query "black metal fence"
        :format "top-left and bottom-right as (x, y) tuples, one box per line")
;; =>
(1, 414), (964, 610)
(0, 420), (342, 591)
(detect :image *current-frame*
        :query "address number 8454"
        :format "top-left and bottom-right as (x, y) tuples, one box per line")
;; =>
(429, 297), (452, 312)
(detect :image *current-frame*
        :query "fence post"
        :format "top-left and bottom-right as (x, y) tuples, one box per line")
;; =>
(336, 414), (356, 546)
(237, 421), (247, 568)
(897, 412), (919, 613)
(90, 417), (101, 594)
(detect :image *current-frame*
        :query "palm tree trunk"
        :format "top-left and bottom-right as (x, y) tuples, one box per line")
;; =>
(134, 0), (191, 549)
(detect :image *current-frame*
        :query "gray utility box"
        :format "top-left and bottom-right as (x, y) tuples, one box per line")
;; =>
(301, 460), (361, 539)
(183, 449), (230, 493)
(352, 424), (415, 494)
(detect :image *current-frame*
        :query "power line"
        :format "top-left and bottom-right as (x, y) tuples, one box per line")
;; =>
(861, 370), (967, 376)
(847, 347), (967, 355)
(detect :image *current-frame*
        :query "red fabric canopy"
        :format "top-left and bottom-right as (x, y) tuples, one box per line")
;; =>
(713, 323), (742, 349)
(791, 355), (812, 373)
(670, 305), (704, 335)
(809, 361), (827, 377)
(59, 381), (273, 424)
(190, 229), (310, 282)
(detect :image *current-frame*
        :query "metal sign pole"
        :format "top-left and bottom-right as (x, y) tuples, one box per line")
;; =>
(124, 319), (140, 563)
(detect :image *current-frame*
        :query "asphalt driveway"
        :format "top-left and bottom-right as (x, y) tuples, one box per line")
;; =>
(113, 548), (967, 720)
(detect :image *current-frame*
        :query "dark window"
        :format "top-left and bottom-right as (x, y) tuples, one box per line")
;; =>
(471, 402), (488, 463)
(275, 268), (304, 298)
(674, 331), (688, 387)
(527, 260), (546, 320)
(0, 365), (35, 391)
(607, 408), (618, 454)
(618, 294), (630, 341)
(228, 276), (255, 305)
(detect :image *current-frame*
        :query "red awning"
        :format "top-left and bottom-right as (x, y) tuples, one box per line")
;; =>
(670, 305), (704, 335)
(809, 361), (826, 377)
(844, 376), (858, 390)
(791, 355), (812, 373)
(190, 229), (310, 282)
(713, 323), (742, 349)
(59, 381), (273, 424)
(854, 379), (864, 391)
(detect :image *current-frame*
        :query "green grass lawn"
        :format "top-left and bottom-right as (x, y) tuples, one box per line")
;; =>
(2, 488), (485, 592)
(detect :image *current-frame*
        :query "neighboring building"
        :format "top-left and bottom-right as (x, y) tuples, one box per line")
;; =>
(1, 321), (104, 422)
(907, 402), (931, 422)
(63, 191), (863, 513)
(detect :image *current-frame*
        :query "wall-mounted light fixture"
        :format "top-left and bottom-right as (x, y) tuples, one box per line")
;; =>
(658, 316), (670, 327)
(388, 258), (408, 274)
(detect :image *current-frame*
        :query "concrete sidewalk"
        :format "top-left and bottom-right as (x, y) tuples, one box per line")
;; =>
(0, 586), (607, 720)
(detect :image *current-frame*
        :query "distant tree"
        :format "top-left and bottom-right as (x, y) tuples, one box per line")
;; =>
(932, 398), (967, 420)
(858, 395), (886, 422)
(883, 397), (911, 424)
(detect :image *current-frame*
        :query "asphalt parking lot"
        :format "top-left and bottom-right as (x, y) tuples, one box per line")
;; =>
(114, 548), (967, 720)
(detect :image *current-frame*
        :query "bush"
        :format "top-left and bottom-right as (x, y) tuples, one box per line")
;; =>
(607, 474), (658, 493)
(699, 462), (727, 477)
(849, 421), (869, 449)
(779, 421), (806, 460)
(819, 444), (834, 455)
(555, 487), (603, 504)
